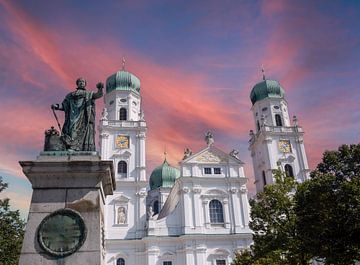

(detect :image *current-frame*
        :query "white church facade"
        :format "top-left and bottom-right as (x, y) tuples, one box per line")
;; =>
(99, 67), (310, 265)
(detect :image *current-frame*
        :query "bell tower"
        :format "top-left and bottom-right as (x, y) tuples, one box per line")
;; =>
(99, 64), (147, 239)
(248, 74), (310, 193)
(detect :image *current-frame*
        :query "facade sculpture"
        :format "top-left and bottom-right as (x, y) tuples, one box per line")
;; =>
(205, 131), (214, 146)
(51, 78), (103, 151)
(117, 207), (127, 224)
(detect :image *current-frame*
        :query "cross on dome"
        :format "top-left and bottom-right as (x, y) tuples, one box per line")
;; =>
(122, 57), (126, 70)
(261, 64), (266, 80)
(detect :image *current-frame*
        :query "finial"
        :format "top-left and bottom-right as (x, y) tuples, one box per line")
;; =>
(164, 145), (167, 162)
(122, 57), (126, 70)
(261, 64), (266, 80)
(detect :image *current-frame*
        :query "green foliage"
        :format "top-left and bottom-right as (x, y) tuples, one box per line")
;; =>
(232, 250), (254, 265)
(314, 144), (360, 179)
(232, 143), (360, 265)
(0, 177), (25, 265)
(232, 249), (286, 265)
(249, 170), (310, 265)
(295, 144), (360, 265)
(232, 170), (311, 265)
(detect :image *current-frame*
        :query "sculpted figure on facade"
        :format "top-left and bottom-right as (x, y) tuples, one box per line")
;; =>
(183, 147), (192, 160)
(101, 107), (108, 121)
(205, 131), (214, 146)
(51, 78), (103, 151)
(117, 207), (127, 224)
(229, 149), (239, 159)
(147, 206), (154, 220)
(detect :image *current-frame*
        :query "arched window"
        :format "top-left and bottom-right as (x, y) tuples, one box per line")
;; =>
(153, 200), (159, 215)
(275, 114), (283, 126)
(118, 161), (127, 177)
(257, 120), (260, 132)
(119, 108), (127, 121)
(285, 164), (294, 177)
(209, 199), (224, 223)
(117, 258), (125, 265)
(262, 171), (267, 186)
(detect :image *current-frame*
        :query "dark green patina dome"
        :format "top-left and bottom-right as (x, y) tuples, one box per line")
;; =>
(106, 70), (141, 94)
(149, 160), (180, 190)
(250, 79), (285, 105)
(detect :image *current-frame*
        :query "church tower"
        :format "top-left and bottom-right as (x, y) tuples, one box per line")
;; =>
(99, 65), (147, 240)
(248, 74), (310, 192)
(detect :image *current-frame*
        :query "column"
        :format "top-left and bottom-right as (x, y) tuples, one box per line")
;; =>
(222, 199), (230, 229)
(147, 246), (159, 265)
(182, 187), (193, 231)
(203, 200), (210, 229)
(192, 186), (202, 231)
(137, 131), (146, 181)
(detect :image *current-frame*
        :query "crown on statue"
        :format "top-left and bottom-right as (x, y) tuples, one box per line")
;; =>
(45, 126), (60, 136)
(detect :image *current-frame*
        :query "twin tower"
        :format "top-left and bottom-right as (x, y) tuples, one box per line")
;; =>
(100, 69), (310, 195)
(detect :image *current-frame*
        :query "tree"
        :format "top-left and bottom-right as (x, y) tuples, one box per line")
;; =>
(232, 170), (311, 265)
(0, 177), (25, 265)
(295, 144), (360, 265)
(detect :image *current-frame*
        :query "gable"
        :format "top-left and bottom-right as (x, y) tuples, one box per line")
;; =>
(183, 146), (243, 165)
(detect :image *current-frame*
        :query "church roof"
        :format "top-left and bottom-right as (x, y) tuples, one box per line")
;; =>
(106, 70), (141, 94)
(250, 79), (285, 105)
(149, 159), (180, 190)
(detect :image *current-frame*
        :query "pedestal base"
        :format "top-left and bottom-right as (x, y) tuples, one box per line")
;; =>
(19, 153), (115, 265)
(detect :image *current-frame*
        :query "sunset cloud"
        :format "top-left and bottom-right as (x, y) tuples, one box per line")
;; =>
(0, 0), (359, 216)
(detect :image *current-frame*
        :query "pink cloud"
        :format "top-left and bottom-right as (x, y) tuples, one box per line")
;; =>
(0, 0), (252, 179)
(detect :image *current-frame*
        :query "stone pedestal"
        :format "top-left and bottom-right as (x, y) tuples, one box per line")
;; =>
(19, 152), (115, 265)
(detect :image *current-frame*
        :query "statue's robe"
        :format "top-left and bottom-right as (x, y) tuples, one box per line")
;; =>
(61, 89), (101, 151)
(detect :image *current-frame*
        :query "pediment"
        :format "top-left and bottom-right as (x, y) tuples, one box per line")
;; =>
(187, 149), (227, 164)
(160, 251), (175, 258)
(110, 194), (130, 204)
(182, 145), (244, 165)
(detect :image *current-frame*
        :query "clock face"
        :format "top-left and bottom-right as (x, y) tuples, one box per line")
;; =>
(37, 209), (86, 257)
(278, 140), (292, 153)
(115, 135), (129, 149)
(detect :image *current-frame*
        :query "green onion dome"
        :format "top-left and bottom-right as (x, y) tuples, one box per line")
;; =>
(250, 79), (285, 105)
(106, 70), (141, 94)
(149, 160), (180, 190)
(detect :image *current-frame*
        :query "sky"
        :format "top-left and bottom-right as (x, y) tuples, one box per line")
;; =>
(0, 0), (359, 218)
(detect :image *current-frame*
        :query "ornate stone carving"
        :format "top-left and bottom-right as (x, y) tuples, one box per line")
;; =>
(136, 189), (147, 197)
(139, 109), (145, 121)
(100, 133), (109, 139)
(205, 131), (214, 146)
(117, 206), (127, 224)
(229, 188), (238, 194)
(239, 186), (247, 194)
(101, 108), (108, 121)
(183, 147), (193, 160)
(193, 186), (202, 194)
(195, 150), (226, 163)
(229, 149), (239, 159)
(181, 187), (190, 194)
(136, 132), (146, 139)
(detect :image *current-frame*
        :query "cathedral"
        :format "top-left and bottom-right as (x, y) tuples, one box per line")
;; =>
(99, 67), (310, 265)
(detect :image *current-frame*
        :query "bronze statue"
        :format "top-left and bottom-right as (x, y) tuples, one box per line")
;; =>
(50, 78), (103, 151)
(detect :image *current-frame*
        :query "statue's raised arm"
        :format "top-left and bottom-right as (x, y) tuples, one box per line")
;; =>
(93, 82), (104, 99)
(49, 77), (103, 152)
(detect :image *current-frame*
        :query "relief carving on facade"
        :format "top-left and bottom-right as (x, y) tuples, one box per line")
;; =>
(195, 150), (227, 163)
